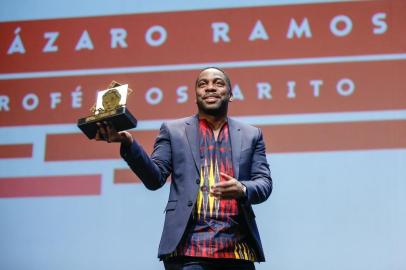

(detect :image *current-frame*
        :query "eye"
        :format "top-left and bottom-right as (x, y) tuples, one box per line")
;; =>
(215, 80), (225, 87)
(198, 81), (207, 87)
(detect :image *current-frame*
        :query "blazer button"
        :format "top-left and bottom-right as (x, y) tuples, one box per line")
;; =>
(188, 201), (193, 207)
(196, 179), (200, 185)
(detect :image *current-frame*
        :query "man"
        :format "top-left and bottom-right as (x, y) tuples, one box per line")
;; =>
(95, 67), (273, 270)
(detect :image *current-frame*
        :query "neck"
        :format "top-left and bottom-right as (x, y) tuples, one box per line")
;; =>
(198, 113), (227, 131)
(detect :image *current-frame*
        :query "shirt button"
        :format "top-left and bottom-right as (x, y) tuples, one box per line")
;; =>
(188, 201), (193, 207)
(196, 179), (200, 185)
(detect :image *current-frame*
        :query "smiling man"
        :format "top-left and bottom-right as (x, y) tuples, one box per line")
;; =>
(95, 67), (273, 270)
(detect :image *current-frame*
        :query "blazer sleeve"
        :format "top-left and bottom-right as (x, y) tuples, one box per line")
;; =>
(120, 123), (173, 190)
(239, 128), (273, 205)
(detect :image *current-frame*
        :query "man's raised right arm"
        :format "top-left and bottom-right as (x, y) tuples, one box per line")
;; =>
(95, 122), (172, 190)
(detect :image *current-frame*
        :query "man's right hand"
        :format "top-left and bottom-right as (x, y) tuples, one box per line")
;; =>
(95, 121), (133, 146)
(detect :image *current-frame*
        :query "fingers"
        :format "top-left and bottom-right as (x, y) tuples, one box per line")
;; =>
(104, 121), (117, 136)
(210, 187), (239, 199)
(95, 122), (132, 144)
(210, 175), (243, 199)
(95, 121), (116, 143)
(95, 122), (109, 141)
(211, 183), (237, 194)
(216, 174), (236, 188)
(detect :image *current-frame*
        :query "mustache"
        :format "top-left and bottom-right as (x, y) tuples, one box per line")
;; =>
(202, 94), (221, 99)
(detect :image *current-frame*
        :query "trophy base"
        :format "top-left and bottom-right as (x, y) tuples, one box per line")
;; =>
(77, 106), (137, 139)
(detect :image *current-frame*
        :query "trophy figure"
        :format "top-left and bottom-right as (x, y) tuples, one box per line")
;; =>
(77, 81), (137, 139)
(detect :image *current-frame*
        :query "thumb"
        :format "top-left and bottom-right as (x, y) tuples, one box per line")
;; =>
(220, 172), (233, 181)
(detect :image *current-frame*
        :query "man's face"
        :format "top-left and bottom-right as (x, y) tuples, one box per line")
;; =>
(195, 68), (232, 116)
(102, 91), (119, 111)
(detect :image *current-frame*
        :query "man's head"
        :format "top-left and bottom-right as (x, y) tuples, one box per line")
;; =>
(195, 67), (233, 118)
(102, 88), (121, 111)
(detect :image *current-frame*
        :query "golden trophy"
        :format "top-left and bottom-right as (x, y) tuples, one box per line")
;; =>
(77, 81), (137, 139)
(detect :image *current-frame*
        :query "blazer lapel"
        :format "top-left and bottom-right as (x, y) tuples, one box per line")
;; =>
(228, 118), (242, 179)
(185, 116), (201, 173)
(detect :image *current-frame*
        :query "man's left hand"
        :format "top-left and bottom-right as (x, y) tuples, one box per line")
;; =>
(210, 172), (246, 199)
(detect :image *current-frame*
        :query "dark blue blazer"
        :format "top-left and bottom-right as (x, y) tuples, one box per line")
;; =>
(121, 115), (272, 262)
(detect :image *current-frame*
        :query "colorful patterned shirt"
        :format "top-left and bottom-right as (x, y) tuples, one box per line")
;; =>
(173, 119), (257, 261)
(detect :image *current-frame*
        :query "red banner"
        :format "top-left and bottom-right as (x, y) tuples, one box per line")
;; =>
(0, 175), (101, 198)
(1, 61), (406, 126)
(0, 0), (405, 73)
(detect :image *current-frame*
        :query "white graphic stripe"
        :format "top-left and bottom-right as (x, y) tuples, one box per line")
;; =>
(1, 110), (406, 144)
(1, 53), (406, 80)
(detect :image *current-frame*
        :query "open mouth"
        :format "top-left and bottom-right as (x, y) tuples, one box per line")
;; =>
(203, 95), (221, 102)
(205, 97), (219, 102)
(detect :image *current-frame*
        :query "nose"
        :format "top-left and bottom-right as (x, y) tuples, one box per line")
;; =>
(205, 82), (216, 92)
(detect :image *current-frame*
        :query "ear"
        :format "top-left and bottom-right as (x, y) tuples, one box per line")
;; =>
(229, 96), (233, 102)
